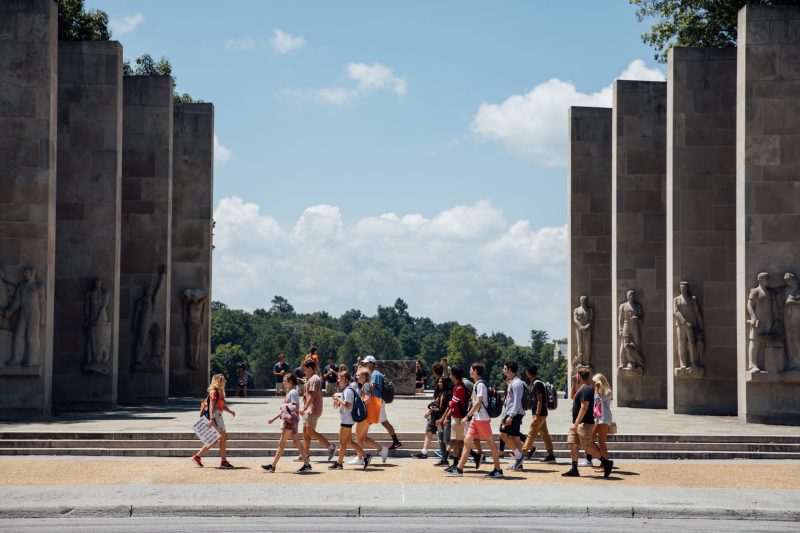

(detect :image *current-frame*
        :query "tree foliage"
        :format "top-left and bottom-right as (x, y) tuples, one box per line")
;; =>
(631, 0), (800, 63)
(122, 53), (202, 104)
(210, 296), (565, 390)
(58, 0), (110, 41)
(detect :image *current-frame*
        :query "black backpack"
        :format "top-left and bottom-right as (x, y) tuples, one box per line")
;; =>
(521, 383), (534, 411)
(379, 373), (395, 403)
(477, 380), (503, 418)
(199, 394), (211, 419)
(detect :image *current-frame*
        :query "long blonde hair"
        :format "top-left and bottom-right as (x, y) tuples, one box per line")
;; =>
(592, 373), (612, 395)
(208, 373), (226, 395)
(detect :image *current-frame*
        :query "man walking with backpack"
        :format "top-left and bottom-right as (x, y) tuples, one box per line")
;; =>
(563, 369), (613, 478)
(362, 356), (403, 450)
(521, 365), (556, 463)
(500, 361), (526, 471)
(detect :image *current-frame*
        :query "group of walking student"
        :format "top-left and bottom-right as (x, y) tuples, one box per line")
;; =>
(191, 357), (615, 480)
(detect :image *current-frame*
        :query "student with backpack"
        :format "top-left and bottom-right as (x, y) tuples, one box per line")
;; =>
(192, 374), (236, 469)
(444, 365), (469, 469)
(414, 362), (445, 460)
(353, 367), (388, 465)
(262, 373), (312, 474)
(362, 356), (402, 450)
(330, 370), (370, 470)
(521, 365), (556, 463)
(500, 361), (527, 471)
(445, 363), (503, 478)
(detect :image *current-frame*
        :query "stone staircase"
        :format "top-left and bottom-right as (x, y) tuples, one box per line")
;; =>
(2, 432), (799, 460)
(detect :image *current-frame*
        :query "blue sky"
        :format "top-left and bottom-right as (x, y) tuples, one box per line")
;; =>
(88, 1), (665, 344)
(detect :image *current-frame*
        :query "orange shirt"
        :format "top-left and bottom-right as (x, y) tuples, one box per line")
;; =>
(210, 389), (225, 412)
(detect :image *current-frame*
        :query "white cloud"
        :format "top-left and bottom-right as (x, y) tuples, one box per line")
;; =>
(270, 29), (307, 54)
(471, 59), (666, 167)
(214, 135), (232, 163)
(224, 36), (257, 51)
(315, 62), (407, 105)
(213, 198), (567, 343)
(109, 13), (144, 36)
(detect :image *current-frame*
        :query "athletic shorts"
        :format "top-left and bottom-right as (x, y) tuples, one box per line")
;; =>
(467, 419), (492, 441)
(379, 400), (388, 423)
(451, 417), (465, 440)
(500, 414), (524, 438)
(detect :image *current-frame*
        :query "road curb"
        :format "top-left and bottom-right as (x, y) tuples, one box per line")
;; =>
(1, 505), (798, 521)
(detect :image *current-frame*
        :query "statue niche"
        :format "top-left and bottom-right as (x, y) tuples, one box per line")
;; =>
(572, 295), (593, 370)
(673, 281), (705, 379)
(618, 289), (644, 376)
(182, 288), (208, 371)
(3, 266), (45, 368)
(132, 266), (166, 372)
(83, 278), (111, 374)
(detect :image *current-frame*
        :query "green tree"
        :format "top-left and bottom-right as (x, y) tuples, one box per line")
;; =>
(420, 332), (448, 367)
(211, 343), (247, 384)
(122, 53), (201, 104)
(530, 329), (549, 355)
(267, 295), (295, 317)
(446, 326), (478, 367)
(630, 0), (800, 63)
(58, 0), (110, 41)
(338, 309), (363, 334)
(337, 334), (360, 366)
(351, 320), (402, 359)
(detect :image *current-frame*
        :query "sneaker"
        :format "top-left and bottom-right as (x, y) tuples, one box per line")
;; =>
(261, 464), (275, 472)
(511, 456), (524, 471)
(578, 459), (593, 467)
(485, 469), (504, 479)
(433, 459), (450, 467)
(380, 447), (389, 463)
(445, 467), (463, 477)
(219, 461), (234, 469)
(542, 454), (557, 463)
(471, 450), (482, 469)
(525, 447), (536, 459)
(191, 455), (203, 468)
(294, 456), (305, 462)
(296, 464), (312, 474)
(413, 452), (428, 459)
(329, 462), (343, 470)
(433, 450), (444, 459)
(327, 445), (336, 462)
(602, 459), (614, 479)
(363, 454), (372, 470)
(389, 441), (402, 450)
(562, 468), (580, 477)
(443, 465), (455, 473)
(347, 457), (365, 466)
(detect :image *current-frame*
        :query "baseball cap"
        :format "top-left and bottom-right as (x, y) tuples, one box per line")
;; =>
(363, 355), (377, 364)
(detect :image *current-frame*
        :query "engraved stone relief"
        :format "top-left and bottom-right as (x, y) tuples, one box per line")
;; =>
(783, 273), (800, 372)
(618, 289), (644, 375)
(132, 265), (166, 372)
(0, 269), (17, 366)
(673, 281), (705, 378)
(746, 272), (780, 374)
(572, 295), (593, 370)
(2, 266), (45, 367)
(182, 288), (208, 371)
(83, 278), (111, 374)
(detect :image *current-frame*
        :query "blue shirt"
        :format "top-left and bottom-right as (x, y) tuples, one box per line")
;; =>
(371, 370), (384, 399)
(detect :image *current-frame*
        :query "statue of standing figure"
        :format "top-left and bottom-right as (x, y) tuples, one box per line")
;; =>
(182, 288), (208, 371)
(3, 266), (45, 367)
(0, 269), (17, 365)
(783, 272), (800, 371)
(746, 272), (780, 373)
(83, 278), (111, 374)
(673, 281), (705, 372)
(618, 289), (645, 371)
(572, 295), (593, 369)
(132, 265), (166, 370)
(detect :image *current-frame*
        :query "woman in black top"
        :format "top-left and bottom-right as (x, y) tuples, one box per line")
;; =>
(434, 377), (453, 466)
(415, 360), (427, 393)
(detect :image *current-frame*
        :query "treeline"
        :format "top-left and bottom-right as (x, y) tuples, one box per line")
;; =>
(211, 296), (566, 390)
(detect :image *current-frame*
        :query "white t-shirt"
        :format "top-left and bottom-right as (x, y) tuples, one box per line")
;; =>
(472, 381), (490, 421)
(339, 386), (356, 425)
(285, 389), (299, 407)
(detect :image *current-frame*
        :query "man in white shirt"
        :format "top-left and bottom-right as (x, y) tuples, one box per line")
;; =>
(499, 361), (526, 471)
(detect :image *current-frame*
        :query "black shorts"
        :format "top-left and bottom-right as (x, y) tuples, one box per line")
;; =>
(500, 414), (524, 438)
(340, 423), (354, 429)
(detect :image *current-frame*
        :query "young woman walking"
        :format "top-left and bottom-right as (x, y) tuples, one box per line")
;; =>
(592, 373), (614, 472)
(262, 374), (312, 473)
(192, 374), (236, 469)
(352, 367), (387, 465)
(331, 370), (369, 470)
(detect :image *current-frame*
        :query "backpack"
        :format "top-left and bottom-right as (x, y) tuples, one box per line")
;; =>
(521, 383), (533, 411)
(348, 386), (368, 422)
(477, 380), (503, 418)
(199, 395), (211, 419)
(280, 403), (299, 424)
(379, 374), (395, 404)
(545, 382), (558, 410)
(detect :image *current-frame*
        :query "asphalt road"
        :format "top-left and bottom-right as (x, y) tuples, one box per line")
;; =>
(0, 516), (795, 532)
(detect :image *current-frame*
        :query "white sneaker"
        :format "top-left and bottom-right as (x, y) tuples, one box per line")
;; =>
(578, 459), (593, 467)
(347, 457), (365, 465)
(293, 456), (305, 462)
(380, 447), (389, 463)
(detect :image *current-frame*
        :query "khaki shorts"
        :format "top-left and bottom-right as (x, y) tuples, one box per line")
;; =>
(276, 382), (286, 395)
(567, 423), (594, 448)
(451, 417), (465, 440)
(303, 414), (320, 431)
(325, 381), (337, 396)
(212, 410), (226, 433)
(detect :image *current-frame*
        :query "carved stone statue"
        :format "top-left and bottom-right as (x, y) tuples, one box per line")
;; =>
(3, 266), (45, 367)
(182, 288), (208, 371)
(132, 265), (166, 370)
(673, 281), (705, 377)
(618, 289), (645, 371)
(83, 278), (111, 374)
(572, 295), (593, 369)
(783, 273), (800, 371)
(0, 269), (17, 365)
(747, 272), (780, 373)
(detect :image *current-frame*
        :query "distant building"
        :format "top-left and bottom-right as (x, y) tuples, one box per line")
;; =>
(553, 342), (567, 361)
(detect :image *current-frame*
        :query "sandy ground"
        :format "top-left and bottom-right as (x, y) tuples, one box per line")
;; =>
(2, 458), (799, 489)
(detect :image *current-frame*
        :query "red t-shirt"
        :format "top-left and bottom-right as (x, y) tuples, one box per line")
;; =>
(449, 383), (468, 418)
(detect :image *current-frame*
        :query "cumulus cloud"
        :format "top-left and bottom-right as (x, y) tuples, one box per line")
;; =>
(269, 29), (307, 54)
(109, 13), (144, 36)
(213, 198), (567, 342)
(214, 135), (232, 163)
(471, 59), (666, 167)
(315, 62), (407, 105)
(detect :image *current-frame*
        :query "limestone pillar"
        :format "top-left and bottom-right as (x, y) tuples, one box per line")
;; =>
(118, 76), (173, 403)
(0, 0), (57, 416)
(666, 47), (737, 415)
(611, 80), (667, 408)
(169, 103), (213, 396)
(568, 107), (613, 393)
(736, 5), (800, 424)
(53, 41), (123, 410)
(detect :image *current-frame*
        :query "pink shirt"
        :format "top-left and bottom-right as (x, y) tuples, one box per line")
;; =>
(305, 374), (324, 416)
